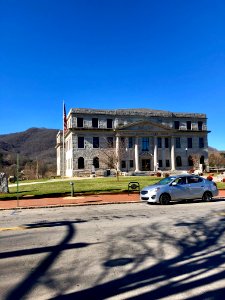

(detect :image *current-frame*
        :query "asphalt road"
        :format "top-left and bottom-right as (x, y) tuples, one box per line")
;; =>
(1, 200), (225, 299)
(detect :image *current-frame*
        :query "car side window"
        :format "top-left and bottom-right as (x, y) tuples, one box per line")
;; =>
(175, 177), (187, 185)
(187, 176), (202, 184)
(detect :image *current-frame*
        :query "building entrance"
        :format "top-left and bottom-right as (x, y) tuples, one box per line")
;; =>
(142, 159), (151, 171)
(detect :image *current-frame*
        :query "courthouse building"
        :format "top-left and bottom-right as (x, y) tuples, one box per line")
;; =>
(56, 108), (209, 177)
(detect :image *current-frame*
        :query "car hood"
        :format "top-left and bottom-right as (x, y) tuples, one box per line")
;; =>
(143, 184), (164, 191)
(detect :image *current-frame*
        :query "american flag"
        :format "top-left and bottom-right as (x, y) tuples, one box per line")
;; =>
(63, 103), (67, 132)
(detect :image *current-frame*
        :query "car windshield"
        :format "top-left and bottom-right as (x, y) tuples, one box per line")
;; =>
(156, 176), (177, 185)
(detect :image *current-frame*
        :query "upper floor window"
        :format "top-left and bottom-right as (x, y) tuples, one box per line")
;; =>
(107, 137), (114, 148)
(107, 118), (113, 129)
(92, 118), (98, 128)
(199, 137), (204, 148)
(165, 137), (169, 148)
(128, 137), (133, 148)
(78, 137), (84, 148)
(142, 137), (149, 151)
(77, 117), (83, 128)
(93, 137), (99, 148)
(187, 138), (192, 148)
(120, 137), (125, 147)
(174, 121), (180, 129)
(176, 137), (181, 148)
(198, 121), (203, 131)
(157, 137), (162, 148)
(186, 121), (192, 130)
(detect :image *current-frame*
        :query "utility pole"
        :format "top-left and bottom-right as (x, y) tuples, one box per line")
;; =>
(16, 153), (19, 207)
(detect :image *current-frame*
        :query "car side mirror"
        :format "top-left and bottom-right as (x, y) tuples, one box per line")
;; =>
(171, 182), (177, 186)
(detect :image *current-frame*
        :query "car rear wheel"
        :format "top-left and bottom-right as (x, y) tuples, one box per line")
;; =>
(202, 191), (212, 202)
(159, 193), (171, 205)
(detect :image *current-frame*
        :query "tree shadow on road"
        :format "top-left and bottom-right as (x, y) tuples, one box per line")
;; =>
(52, 211), (225, 299)
(4, 220), (93, 300)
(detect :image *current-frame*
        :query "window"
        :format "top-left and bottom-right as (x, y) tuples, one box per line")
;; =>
(187, 138), (192, 148)
(166, 160), (170, 167)
(92, 118), (98, 128)
(174, 121), (180, 129)
(93, 157), (99, 168)
(128, 137), (133, 148)
(176, 138), (181, 148)
(157, 137), (162, 148)
(93, 137), (99, 148)
(107, 137), (113, 148)
(107, 118), (113, 128)
(200, 155), (205, 164)
(199, 137), (204, 148)
(198, 121), (203, 131)
(158, 160), (163, 168)
(176, 156), (182, 167)
(121, 160), (126, 169)
(78, 137), (84, 148)
(120, 137), (125, 146)
(165, 138), (169, 148)
(77, 117), (83, 128)
(142, 137), (149, 151)
(129, 160), (134, 168)
(187, 176), (203, 184)
(78, 157), (84, 169)
(187, 121), (192, 130)
(176, 177), (187, 185)
(188, 156), (193, 167)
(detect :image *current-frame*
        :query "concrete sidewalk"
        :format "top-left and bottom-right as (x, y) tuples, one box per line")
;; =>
(0, 190), (225, 210)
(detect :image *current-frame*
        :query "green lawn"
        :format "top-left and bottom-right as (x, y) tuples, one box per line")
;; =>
(1, 176), (225, 200)
(0, 176), (159, 199)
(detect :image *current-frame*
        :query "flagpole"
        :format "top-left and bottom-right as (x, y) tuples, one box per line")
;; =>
(62, 101), (65, 178)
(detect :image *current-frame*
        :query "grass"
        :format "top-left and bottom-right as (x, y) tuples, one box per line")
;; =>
(1, 176), (225, 200)
(0, 176), (160, 200)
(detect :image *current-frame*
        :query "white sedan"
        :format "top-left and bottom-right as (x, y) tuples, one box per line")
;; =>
(140, 174), (219, 205)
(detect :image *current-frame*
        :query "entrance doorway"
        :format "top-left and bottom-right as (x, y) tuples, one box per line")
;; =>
(142, 159), (151, 171)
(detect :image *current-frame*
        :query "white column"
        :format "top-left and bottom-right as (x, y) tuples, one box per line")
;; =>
(116, 135), (120, 171)
(171, 137), (175, 171)
(161, 137), (165, 168)
(135, 136), (139, 172)
(153, 136), (158, 171)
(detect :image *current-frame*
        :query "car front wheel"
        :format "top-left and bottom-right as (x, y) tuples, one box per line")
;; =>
(202, 191), (212, 202)
(159, 193), (171, 205)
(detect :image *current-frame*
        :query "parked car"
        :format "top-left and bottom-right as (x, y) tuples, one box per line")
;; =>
(140, 174), (218, 204)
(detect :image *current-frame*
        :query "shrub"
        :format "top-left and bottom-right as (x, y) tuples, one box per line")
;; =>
(207, 175), (213, 181)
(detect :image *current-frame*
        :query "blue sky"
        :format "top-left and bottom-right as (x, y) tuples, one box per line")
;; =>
(0, 0), (225, 149)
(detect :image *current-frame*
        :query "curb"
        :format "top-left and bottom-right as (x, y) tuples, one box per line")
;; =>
(0, 201), (141, 211)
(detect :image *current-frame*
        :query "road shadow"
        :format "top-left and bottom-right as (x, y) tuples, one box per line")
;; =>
(51, 211), (225, 299)
(4, 220), (95, 300)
